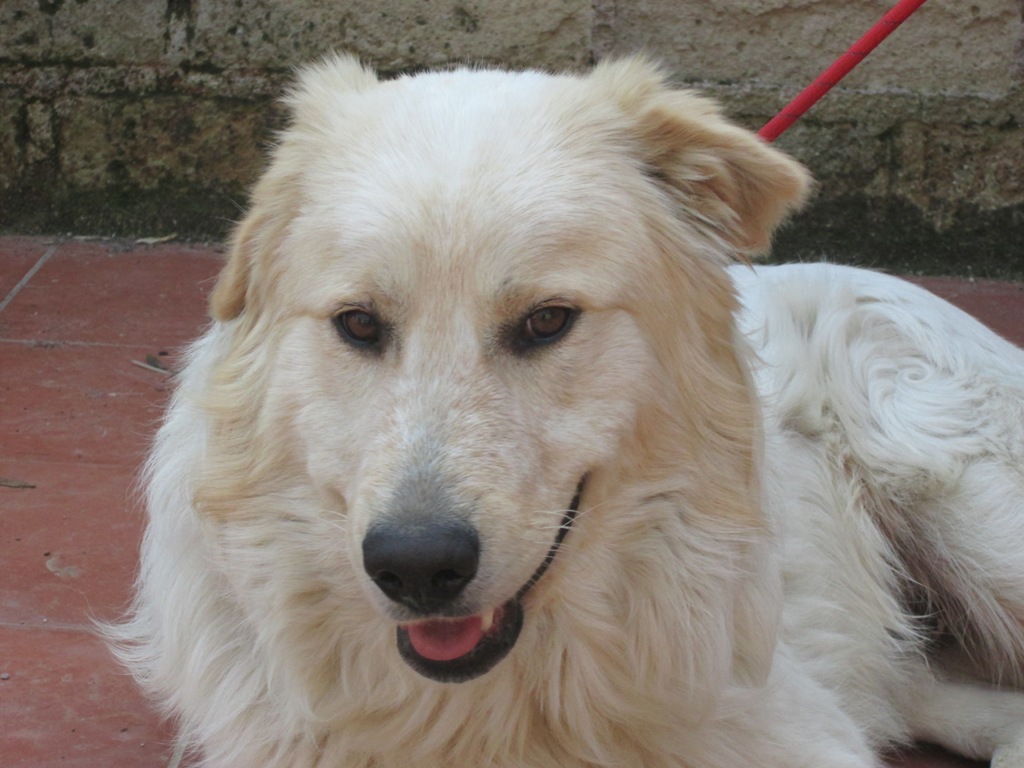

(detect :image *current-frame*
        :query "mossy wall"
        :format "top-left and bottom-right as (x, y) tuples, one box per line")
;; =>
(2, 0), (1022, 276)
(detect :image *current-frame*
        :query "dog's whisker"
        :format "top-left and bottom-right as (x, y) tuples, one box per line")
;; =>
(317, 516), (348, 533)
(528, 499), (608, 531)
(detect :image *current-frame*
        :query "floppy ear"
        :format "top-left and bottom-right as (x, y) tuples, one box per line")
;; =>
(592, 57), (812, 257)
(208, 202), (272, 322)
(209, 53), (378, 321)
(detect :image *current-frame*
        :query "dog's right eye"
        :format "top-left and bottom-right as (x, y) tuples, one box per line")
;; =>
(509, 304), (579, 352)
(333, 309), (384, 348)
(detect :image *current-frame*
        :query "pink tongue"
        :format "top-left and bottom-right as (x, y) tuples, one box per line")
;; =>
(405, 615), (485, 662)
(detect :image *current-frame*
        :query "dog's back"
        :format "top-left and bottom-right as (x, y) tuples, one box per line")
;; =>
(735, 262), (1024, 760)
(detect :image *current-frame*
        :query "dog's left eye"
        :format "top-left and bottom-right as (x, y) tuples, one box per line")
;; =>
(517, 305), (578, 348)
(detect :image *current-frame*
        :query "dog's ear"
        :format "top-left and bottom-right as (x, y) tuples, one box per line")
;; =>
(592, 57), (812, 257)
(209, 54), (378, 321)
(208, 204), (269, 322)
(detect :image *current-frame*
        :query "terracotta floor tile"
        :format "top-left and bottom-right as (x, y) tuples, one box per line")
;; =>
(0, 240), (220, 347)
(909, 276), (1024, 348)
(0, 625), (171, 768)
(0, 460), (143, 627)
(0, 341), (171, 465)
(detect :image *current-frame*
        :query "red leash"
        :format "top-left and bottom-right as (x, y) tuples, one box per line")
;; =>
(758, 0), (930, 142)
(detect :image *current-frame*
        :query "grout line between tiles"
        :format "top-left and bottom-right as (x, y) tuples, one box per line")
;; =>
(0, 455), (145, 469)
(0, 336), (183, 351)
(0, 619), (95, 632)
(0, 243), (60, 314)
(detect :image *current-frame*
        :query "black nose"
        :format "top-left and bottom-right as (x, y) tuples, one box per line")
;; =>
(362, 521), (480, 613)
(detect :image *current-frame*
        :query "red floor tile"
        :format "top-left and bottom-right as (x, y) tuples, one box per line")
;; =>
(0, 461), (143, 628)
(0, 240), (220, 347)
(0, 625), (172, 768)
(0, 341), (171, 466)
(909, 276), (1024, 348)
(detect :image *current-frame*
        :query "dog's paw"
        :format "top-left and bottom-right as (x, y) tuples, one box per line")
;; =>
(993, 739), (1024, 768)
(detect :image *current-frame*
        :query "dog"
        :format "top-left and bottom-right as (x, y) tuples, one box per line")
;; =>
(109, 55), (1024, 767)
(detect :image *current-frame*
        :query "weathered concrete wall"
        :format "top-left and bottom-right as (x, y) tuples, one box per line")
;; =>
(2, 0), (1022, 276)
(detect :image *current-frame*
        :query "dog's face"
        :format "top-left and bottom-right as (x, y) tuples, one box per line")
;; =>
(197, 56), (809, 685)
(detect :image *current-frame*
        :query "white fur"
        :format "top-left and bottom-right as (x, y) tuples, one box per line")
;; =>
(108, 56), (1024, 767)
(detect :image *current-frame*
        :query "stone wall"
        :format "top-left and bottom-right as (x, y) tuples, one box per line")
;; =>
(2, 0), (1022, 276)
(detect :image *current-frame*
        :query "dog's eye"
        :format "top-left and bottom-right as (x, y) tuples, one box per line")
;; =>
(334, 309), (383, 348)
(519, 305), (577, 347)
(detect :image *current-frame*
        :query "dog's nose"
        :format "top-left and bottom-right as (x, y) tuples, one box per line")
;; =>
(362, 521), (480, 612)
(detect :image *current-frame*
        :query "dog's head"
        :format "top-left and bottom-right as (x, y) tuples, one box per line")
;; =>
(195, 56), (809, 687)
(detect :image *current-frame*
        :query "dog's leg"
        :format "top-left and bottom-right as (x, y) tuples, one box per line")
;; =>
(716, 652), (886, 768)
(906, 458), (1024, 690)
(902, 675), (1024, 766)
(995, 742), (1024, 768)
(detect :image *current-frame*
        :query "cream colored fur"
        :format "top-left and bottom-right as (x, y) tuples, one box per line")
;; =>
(109, 56), (1024, 767)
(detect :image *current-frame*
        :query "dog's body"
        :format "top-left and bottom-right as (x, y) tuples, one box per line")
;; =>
(111, 57), (1024, 767)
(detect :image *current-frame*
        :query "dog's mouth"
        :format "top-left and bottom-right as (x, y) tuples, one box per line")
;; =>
(394, 480), (584, 683)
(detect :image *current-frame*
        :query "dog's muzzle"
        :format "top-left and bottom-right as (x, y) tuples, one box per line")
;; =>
(374, 480), (584, 684)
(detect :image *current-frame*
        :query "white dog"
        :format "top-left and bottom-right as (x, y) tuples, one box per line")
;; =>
(110, 56), (1024, 767)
